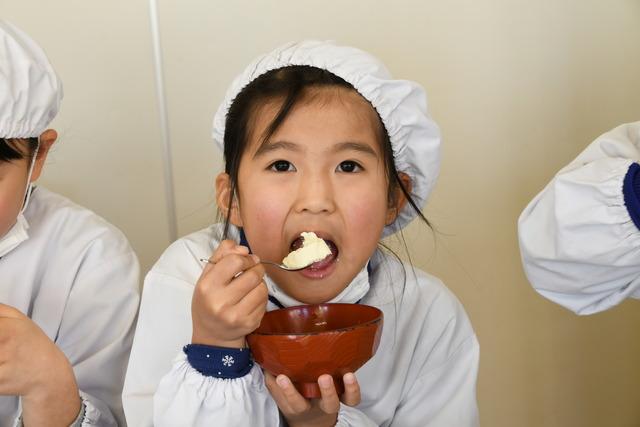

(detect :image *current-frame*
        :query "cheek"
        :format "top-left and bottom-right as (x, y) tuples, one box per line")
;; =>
(0, 184), (25, 237)
(241, 187), (288, 225)
(238, 191), (289, 250)
(340, 189), (389, 236)
(253, 202), (285, 228)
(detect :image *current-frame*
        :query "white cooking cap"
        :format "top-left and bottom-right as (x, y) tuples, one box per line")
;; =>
(212, 40), (440, 236)
(0, 20), (63, 139)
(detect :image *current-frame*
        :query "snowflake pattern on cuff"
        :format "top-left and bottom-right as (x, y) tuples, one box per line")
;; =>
(183, 344), (253, 379)
(222, 355), (235, 366)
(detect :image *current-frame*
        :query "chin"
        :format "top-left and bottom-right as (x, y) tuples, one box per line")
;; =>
(285, 278), (347, 305)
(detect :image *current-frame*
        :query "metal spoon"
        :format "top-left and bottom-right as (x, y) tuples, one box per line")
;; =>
(199, 258), (310, 272)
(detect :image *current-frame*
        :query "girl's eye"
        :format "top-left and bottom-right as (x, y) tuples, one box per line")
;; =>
(337, 160), (362, 173)
(269, 160), (296, 172)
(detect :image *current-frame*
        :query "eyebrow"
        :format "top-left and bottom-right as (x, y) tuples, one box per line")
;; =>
(331, 141), (377, 157)
(253, 140), (302, 158)
(253, 140), (377, 158)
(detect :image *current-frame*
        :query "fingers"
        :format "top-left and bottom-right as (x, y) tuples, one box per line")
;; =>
(201, 240), (247, 272)
(201, 240), (249, 275)
(277, 375), (310, 413)
(201, 240), (266, 305)
(265, 372), (311, 414)
(222, 263), (266, 305)
(191, 240), (265, 347)
(200, 252), (259, 290)
(318, 375), (341, 414)
(234, 279), (268, 313)
(318, 373), (360, 412)
(264, 371), (277, 391)
(212, 240), (250, 263)
(341, 373), (361, 407)
(0, 304), (24, 320)
(226, 282), (268, 333)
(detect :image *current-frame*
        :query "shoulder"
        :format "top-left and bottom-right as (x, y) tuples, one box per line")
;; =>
(411, 266), (471, 329)
(26, 187), (136, 259)
(369, 251), (468, 318)
(368, 251), (477, 361)
(410, 266), (472, 340)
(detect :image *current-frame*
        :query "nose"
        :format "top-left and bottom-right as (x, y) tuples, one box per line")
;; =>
(293, 171), (336, 214)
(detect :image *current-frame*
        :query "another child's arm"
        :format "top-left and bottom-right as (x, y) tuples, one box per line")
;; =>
(54, 241), (140, 426)
(2, 231), (139, 427)
(0, 304), (82, 427)
(519, 121), (640, 314)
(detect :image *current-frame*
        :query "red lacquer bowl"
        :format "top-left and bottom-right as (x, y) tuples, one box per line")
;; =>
(247, 303), (383, 398)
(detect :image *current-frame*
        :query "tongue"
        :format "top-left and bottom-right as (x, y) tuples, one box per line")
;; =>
(290, 237), (304, 251)
(307, 241), (338, 270)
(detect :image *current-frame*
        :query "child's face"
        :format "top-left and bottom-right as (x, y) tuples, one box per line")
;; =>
(0, 155), (31, 237)
(223, 88), (401, 303)
(0, 132), (54, 238)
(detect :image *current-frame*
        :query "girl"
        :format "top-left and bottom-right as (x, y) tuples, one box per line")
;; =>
(0, 21), (140, 426)
(519, 121), (640, 314)
(123, 40), (479, 426)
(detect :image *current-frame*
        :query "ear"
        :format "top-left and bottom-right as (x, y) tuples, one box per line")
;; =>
(30, 129), (57, 182)
(386, 172), (412, 225)
(215, 172), (243, 227)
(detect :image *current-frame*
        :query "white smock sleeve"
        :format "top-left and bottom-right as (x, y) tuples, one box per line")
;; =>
(55, 237), (140, 426)
(123, 236), (279, 427)
(518, 121), (640, 314)
(154, 352), (278, 426)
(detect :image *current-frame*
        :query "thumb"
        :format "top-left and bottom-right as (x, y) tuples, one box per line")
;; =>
(0, 303), (26, 319)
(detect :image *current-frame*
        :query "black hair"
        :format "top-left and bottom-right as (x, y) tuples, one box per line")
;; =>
(0, 137), (39, 163)
(220, 65), (430, 237)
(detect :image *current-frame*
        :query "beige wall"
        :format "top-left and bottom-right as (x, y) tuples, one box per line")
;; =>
(2, 0), (170, 271)
(3, 0), (640, 425)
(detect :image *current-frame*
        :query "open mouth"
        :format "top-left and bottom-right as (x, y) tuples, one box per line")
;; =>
(289, 235), (339, 270)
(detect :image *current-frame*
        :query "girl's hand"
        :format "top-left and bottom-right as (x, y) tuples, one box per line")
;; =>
(265, 371), (361, 427)
(192, 240), (269, 348)
(0, 303), (81, 426)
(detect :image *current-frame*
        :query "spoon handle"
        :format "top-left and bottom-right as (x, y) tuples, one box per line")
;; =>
(199, 258), (305, 271)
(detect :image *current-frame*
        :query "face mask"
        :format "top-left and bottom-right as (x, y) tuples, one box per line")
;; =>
(0, 214), (30, 258)
(0, 138), (39, 258)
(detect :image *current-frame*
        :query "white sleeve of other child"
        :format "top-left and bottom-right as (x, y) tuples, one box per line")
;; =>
(518, 121), (640, 315)
(56, 246), (140, 426)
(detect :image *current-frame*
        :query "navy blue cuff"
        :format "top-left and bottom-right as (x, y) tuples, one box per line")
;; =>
(622, 163), (640, 231)
(183, 344), (254, 379)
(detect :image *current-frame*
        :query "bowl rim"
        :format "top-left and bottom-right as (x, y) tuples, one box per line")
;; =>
(249, 303), (383, 337)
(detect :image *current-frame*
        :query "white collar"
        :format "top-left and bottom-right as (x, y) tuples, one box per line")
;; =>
(0, 213), (30, 258)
